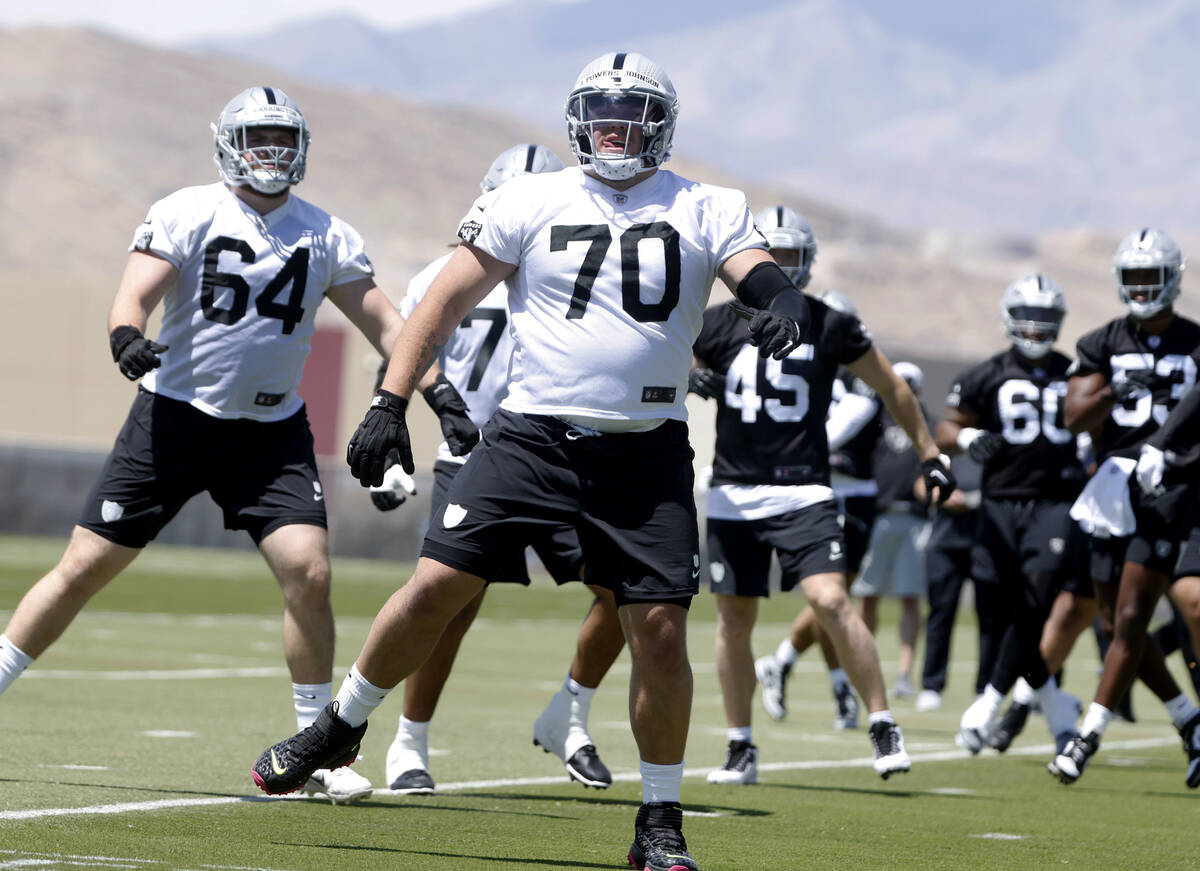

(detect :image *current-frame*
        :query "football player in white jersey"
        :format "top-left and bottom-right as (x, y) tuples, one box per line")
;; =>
(0, 87), (407, 804)
(253, 52), (823, 871)
(371, 145), (625, 795)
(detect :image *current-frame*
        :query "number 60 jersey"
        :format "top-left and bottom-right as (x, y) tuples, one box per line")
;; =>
(946, 349), (1083, 501)
(463, 166), (765, 424)
(131, 183), (374, 420)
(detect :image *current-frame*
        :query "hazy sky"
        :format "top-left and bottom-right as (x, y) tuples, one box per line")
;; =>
(0, 0), (513, 44)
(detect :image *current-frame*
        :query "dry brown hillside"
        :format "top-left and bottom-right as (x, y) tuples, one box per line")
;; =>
(1, 27), (1197, 463)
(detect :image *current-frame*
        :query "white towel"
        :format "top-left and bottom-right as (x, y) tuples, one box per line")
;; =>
(1070, 456), (1137, 538)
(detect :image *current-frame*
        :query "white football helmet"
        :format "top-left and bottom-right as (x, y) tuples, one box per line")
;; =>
(566, 52), (678, 182)
(480, 144), (565, 193)
(819, 290), (857, 318)
(754, 206), (818, 289)
(1113, 227), (1184, 320)
(212, 86), (310, 195)
(1001, 273), (1066, 360)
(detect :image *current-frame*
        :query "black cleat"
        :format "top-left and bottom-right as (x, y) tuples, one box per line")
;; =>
(1180, 712), (1200, 788)
(1048, 731), (1099, 784)
(706, 740), (758, 785)
(869, 720), (911, 779)
(252, 702), (367, 795)
(565, 744), (612, 789)
(389, 768), (436, 795)
(988, 702), (1031, 753)
(627, 802), (699, 871)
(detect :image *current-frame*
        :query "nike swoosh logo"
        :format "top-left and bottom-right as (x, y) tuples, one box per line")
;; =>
(691, 569), (700, 579)
(299, 694), (317, 699)
(270, 749), (288, 776)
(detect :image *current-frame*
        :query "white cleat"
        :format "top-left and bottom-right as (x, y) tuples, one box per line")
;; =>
(915, 689), (942, 712)
(956, 693), (1000, 755)
(303, 764), (373, 805)
(755, 655), (791, 721)
(533, 689), (612, 788)
(706, 741), (758, 785)
(869, 721), (911, 779)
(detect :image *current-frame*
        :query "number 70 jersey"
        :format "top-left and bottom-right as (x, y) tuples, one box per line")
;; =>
(464, 166), (765, 424)
(131, 183), (374, 421)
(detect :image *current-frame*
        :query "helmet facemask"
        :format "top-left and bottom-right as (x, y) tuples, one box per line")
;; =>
(567, 90), (674, 181)
(212, 88), (310, 196)
(1003, 305), (1063, 359)
(1113, 227), (1184, 320)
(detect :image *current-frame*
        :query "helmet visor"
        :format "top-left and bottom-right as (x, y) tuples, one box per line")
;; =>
(579, 93), (664, 124)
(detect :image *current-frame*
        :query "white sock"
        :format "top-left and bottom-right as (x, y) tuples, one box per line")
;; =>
(565, 673), (597, 703)
(1013, 677), (1038, 706)
(641, 760), (684, 804)
(775, 638), (800, 666)
(0, 634), (34, 696)
(828, 668), (849, 691)
(1164, 693), (1199, 730)
(1080, 702), (1113, 737)
(333, 665), (390, 728)
(397, 715), (430, 766)
(727, 726), (752, 744)
(868, 709), (894, 726)
(292, 681), (332, 730)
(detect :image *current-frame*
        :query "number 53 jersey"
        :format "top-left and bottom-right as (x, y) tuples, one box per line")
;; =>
(947, 349), (1083, 501)
(464, 166), (765, 424)
(130, 183), (374, 421)
(1070, 314), (1200, 463)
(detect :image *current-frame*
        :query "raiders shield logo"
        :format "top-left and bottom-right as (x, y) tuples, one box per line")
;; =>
(457, 220), (483, 244)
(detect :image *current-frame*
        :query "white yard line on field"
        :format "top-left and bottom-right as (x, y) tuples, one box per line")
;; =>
(1, 735), (1178, 822)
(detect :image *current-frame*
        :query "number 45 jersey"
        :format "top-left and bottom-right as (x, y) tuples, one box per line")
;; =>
(946, 349), (1083, 501)
(131, 183), (374, 421)
(464, 166), (765, 424)
(693, 296), (873, 487)
(1070, 314), (1200, 463)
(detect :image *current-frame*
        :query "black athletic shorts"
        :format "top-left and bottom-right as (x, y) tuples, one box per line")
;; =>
(79, 389), (326, 548)
(430, 459), (584, 585)
(971, 498), (1075, 585)
(838, 494), (878, 575)
(1085, 481), (1195, 584)
(1173, 524), (1200, 581)
(707, 498), (846, 598)
(1057, 523), (1096, 598)
(421, 410), (698, 607)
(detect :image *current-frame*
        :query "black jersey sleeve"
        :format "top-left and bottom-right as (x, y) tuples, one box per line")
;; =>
(945, 359), (992, 418)
(693, 304), (744, 375)
(1070, 326), (1112, 379)
(819, 308), (874, 365)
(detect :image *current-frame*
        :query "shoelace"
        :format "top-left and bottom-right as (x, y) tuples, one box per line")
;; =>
(871, 724), (898, 755)
(645, 824), (689, 855)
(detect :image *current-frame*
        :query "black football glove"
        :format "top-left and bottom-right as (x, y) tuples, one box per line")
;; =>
(730, 301), (801, 360)
(422, 374), (480, 457)
(688, 368), (725, 400)
(109, 325), (168, 381)
(1110, 369), (1159, 401)
(922, 454), (957, 506)
(369, 450), (418, 510)
(966, 431), (1005, 466)
(347, 389), (413, 486)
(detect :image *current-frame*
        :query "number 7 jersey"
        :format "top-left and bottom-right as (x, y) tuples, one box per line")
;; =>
(130, 183), (374, 420)
(464, 166), (765, 423)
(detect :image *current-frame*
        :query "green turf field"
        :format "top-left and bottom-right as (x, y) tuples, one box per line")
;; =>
(0, 534), (1195, 870)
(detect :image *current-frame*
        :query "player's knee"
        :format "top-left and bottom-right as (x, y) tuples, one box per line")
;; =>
(809, 585), (850, 621)
(277, 555), (332, 608)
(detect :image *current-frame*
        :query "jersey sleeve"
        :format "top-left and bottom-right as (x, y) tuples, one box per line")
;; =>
(819, 308), (874, 365)
(129, 193), (190, 268)
(710, 190), (768, 268)
(328, 219), (375, 287)
(459, 188), (521, 266)
(1070, 327), (1110, 379)
(946, 361), (988, 416)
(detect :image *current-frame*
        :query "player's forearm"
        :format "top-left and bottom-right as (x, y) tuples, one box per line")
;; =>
(1150, 383), (1200, 453)
(378, 302), (456, 399)
(1064, 386), (1112, 434)
(935, 419), (964, 455)
(879, 379), (938, 460)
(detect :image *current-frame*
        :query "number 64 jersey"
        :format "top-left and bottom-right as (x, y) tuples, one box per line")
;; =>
(132, 182), (374, 421)
(463, 166), (765, 425)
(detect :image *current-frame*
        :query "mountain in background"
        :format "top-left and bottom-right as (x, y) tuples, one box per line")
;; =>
(188, 0), (1200, 233)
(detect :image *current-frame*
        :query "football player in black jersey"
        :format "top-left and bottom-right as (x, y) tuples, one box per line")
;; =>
(936, 274), (1085, 755)
(692, 207), (955, 783)
(1050, 228), (1200, 787)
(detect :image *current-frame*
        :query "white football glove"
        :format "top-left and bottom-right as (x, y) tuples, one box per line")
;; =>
(369, 463), (418, 511)
(1135, 443), (1166, 497)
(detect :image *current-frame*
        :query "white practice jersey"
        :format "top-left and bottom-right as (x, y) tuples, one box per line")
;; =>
(460, 166), (765, 424)
(132, 183), (374, 421)
(401, 253), (513, 464)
